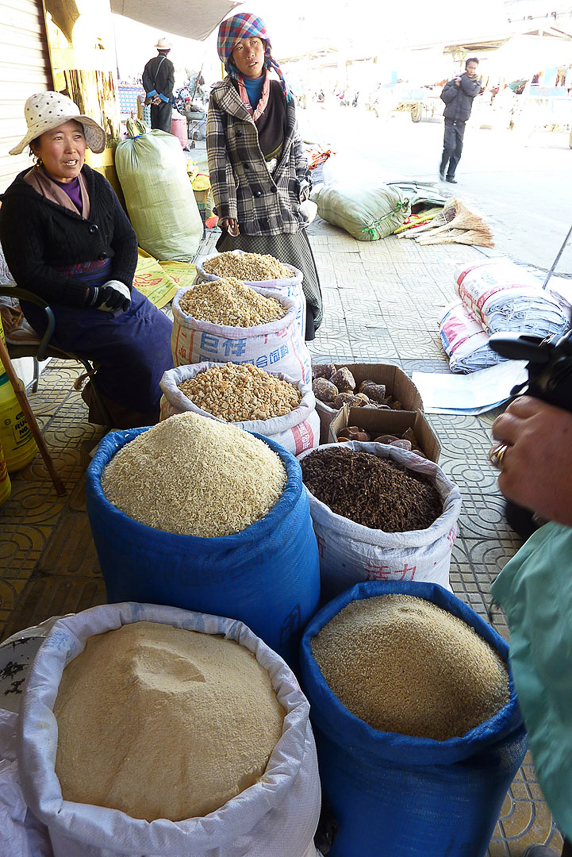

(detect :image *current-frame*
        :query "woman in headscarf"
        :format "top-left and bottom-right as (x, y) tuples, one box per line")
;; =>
(207, 12), (323, 341)
(0, 91), (173, 429)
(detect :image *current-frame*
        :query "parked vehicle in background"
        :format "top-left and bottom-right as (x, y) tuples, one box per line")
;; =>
(510, 83), (572, 142)
(394, 85), (444, 122)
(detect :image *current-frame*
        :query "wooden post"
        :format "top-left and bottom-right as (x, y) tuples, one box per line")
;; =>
(0, 336), (66, 497)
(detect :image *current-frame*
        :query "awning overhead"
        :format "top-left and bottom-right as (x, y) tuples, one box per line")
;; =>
(109, 0), (239, 41)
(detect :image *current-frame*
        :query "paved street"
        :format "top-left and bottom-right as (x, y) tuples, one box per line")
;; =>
(299, 104), (572, 277)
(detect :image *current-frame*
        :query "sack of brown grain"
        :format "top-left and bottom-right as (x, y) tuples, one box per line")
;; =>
(15, 603), (321, 857)
(299, 580), (527, 857)
(171, 283), (311, 386)
(298, 441), (462, 600)
(159, 362), (320, 456)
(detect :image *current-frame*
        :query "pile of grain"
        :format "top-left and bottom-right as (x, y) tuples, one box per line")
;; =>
(179, 278), (286, 327)
(54, 621), (285, 821)
(203, 251), (292, 281)
(311, 594), (510, 741)
(179, 363), (302, 422)
(300, 446), (442, 532)
(102, 413), (286, 537)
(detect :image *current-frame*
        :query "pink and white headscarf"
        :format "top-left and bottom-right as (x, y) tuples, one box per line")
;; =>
(217, 12), (290, 102)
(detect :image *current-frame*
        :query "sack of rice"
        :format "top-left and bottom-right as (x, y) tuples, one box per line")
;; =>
(171, 280), (311, 385)
(159, 362), (319, 456)
(16, 603), (322, 857)
(298, 442), (462, 600)
(85, 414), (320, 666)
(196, 250), (306, 338)
(299, 580), (527, 857)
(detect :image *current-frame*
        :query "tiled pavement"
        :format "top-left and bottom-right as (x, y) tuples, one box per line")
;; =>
(0, 216), (564, 855)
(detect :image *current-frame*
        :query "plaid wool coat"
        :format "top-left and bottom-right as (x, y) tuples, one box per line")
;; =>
(206, 78), (310, 236)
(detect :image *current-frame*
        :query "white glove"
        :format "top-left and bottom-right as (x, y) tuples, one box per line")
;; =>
(88, 280), (131, 312)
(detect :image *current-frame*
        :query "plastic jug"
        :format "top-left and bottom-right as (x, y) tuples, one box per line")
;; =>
(0, 373), (38, 472)
(0, 437), (11, 506)
(0, 316), (6, 375)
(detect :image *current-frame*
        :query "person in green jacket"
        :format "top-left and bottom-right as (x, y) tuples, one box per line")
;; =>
(490, 394), (572, 857)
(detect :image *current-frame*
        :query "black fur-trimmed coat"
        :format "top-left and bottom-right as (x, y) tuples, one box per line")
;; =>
(206, 78), (309, 236)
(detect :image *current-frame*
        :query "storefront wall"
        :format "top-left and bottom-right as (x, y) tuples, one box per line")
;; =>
(0, 0), (52, 193)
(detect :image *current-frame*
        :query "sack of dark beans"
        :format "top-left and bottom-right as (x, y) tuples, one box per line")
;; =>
(298, 442), (462, 601)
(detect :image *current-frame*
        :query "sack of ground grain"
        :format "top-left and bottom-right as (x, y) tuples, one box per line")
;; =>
(195, 250), (306, 339)
(298, 442), (462, 600)
(171, 281), (311, 386)
(456, 259), (569, 339)
(439, 299), (505, 373)
(159, 362), (320, 456)
(16, 602), (321, 857)
(313, 182), (410, 241)
(85, 415), (320, 666)
(299, 580), (527, 857)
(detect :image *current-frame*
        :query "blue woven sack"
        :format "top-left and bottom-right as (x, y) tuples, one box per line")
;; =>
(85, 428), (320, 667)
(300, 580), (527, 857)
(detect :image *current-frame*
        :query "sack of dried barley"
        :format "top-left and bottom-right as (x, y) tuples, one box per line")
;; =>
(15, 603), (322, 857)
(196, 250), (306, 339)
(159, 363), (319, 456)
(171, 282), (311, 386)
(299, 580), (526, 857)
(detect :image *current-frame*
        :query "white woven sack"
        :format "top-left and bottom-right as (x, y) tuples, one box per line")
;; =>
(195, 250), (306, 339)
(159, 363), (320, 456)
(171, 286), (312, 386)
(439, 299), (505, 374)
(456, 260), (569, 339)
(298, 442), (462, 601)
(15, 603), (321, 857)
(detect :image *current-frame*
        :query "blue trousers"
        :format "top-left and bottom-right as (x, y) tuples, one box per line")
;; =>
(440, 120), (466, 179)
(22, 288), (173, 422)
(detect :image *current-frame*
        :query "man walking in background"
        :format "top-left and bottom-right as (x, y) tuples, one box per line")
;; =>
(143, 37), (175, 132)
(439, 57), (482, 184)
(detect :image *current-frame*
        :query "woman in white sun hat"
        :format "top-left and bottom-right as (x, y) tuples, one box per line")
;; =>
(0, 91), (173, 429)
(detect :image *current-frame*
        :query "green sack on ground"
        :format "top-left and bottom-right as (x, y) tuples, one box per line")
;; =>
(313, 182), (411, 241)
(115, 130), (203, 261)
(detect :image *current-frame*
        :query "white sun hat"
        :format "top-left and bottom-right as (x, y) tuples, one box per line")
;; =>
(155, 37), (172, 50)
(9, 91), (106, 156)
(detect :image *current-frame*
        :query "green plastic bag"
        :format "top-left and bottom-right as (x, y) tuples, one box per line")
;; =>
(115, 130), (203, 261)
(313, 182), (410, 241)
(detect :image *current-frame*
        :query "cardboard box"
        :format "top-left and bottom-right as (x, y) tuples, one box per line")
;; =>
(328, 405), (441, 463)
(314, 363), (424, 444)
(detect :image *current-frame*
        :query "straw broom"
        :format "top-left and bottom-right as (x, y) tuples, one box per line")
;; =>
(417, 223), (495, 248)
(397, 198), (459, 238)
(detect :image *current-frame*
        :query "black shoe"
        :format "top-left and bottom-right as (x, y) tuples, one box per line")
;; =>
(439, 170), (445, 181)
(446, 176), (457, 184)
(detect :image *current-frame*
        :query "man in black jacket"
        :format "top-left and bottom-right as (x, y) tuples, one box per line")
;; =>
(439, 57), (482, 184)
(142, 37), (175, 132)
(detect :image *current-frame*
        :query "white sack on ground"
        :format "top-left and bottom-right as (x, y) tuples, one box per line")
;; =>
(195, 250), (307, 339)
(171, 287), (312, 386)
(299, 442), (462, 601)
(160, 363), (320, 456)
(15, 603), (321, 857)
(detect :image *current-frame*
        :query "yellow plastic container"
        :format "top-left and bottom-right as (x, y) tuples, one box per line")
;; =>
(0, 437), (11, 507)
(0, 316), (6, 375)
(0, 373), (38, 472)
